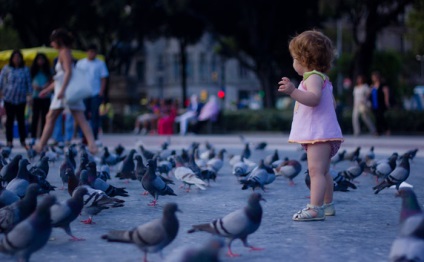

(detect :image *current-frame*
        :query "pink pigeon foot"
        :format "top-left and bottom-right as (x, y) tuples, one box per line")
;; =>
(81, 217), (95, 224)
(70, 235), (85, 241)
(249, 246), (264, 251)
(147, 200), (157, 206)
(226, 249), (240, 257)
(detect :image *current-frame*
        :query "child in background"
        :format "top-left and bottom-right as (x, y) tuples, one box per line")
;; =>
(278, 30), (343, 221)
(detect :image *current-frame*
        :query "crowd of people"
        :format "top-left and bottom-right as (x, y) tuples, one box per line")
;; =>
(133, 94), (221, 136)
(0, 28), (109, 153)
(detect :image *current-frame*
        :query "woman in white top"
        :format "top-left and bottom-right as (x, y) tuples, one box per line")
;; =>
(34, 28), (97, 154)
(352, 75), (376, 136)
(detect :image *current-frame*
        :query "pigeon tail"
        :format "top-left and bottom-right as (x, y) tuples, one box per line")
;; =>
(101, 230), (133, 243)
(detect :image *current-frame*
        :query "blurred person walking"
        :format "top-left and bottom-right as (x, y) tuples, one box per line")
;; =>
(352, 75), (376, 136)
(76, 44), (109, 141)
(34, 28), (97, 154)
(370, 71), (391, 136)
(0, 50), (32, 148)
(30, 53), (53, 142)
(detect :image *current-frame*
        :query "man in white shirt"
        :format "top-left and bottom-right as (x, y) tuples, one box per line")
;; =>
(76, 44), (109, 140)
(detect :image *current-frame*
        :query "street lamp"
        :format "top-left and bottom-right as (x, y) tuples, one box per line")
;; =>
(416, 54), (424, 78)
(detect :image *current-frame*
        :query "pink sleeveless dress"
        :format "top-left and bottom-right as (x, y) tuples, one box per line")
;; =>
(288, 71), (343, 157)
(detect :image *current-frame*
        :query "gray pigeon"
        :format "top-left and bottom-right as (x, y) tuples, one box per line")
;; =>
(188, 193), (265, 257)
(373, 153), (411, 194)
(0, 183), (19, 208)
(166, 237), (224, 262)
(142, 158), (176, 206)
(0, 184), (39, 234)
(102, 202), (181, 262)
(134, 155), (148, 182)
(0, 154), (22, 184)
(330, 150), (346, 166)
(6, 159), (31, 198)
(50, 187), (88, 240)
(396, 188), (422, 223)
(273, 158), (301, 186)
(116, 149), (137, 181)
(389, 188), (424, 262)
(76, 176), (125, 225)
(86, 162), (129, 198)
(369, 152), (398, 183)
(240, 160), (268, 191)
(0, 195), (56, 262)
(339, 159), (366, 182)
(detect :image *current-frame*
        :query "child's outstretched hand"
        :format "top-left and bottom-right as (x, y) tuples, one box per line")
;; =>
(278, 77), (295, 95)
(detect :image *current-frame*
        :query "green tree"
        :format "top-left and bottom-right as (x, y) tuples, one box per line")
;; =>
(407, 0), (424, 54)
(192, 0), (321, 108)
(320, 0), (413, 77)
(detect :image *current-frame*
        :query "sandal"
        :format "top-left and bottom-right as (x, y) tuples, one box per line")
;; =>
(293, 204), (325, 221)
(323, 202), (335, 216)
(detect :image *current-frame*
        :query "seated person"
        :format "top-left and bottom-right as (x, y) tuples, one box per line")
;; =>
(133, 98), (161, 134)
(175, 94), (203, 135)
(192, 95), (220, 134)
(157, 98), (178, 135)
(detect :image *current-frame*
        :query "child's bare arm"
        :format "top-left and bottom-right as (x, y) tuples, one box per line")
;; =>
(278, 75), (322, 107)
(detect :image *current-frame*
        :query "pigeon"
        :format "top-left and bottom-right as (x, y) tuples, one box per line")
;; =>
(254, 142), (267, 150)
(139, 145), (155, 161)
(102, 202), (181, 262)
(31, 156), (49, 179)
(74, 181), (124, 225)
(86, 162), (129, 197)
(26, 144), (37, 162)
(116, 149), (137, 181)
(206, 149), (226, 173)
(232, 160), (251, 179)
(161, 137), (171, 150)
(165, 237), (224, 262)
(389, 188), (424, 262)
(273, 159), (302, 186)
(114, 144), (125, 156)
(75, 151), (90, 180)
(330, 150), (346, 166)
(299, 151), (307, 162)
(50, 187), (88, 240)
(339, 159), (366, 182)
(0, 154), (22, 184)
(396, 187), (422, 223)
(157, 158), (175, 176)
(188, 193), (265, 257)
(364, 146), (375, 164)
(67, 168), (80, 197)
(373, 153), (411, 194)
(180, 149), (190, 164)
(142, 158), (177, 206)
(0, 184), (39, 234)
(240, 160), (269, 191)
(400, 148), (419, 162)
(0, 183), (19, 208)
(1, 147), (12, 160)
(174, 156), (207, 191)
(102, 147), (126, 166)
(344, 147), (361, 161)
(134, 155), (148, 182)
(6, 159), (31, 198)
(369, 152), (398, 183)
(200, 148), (215, 161)
(0, 195), (56, 262)
(241, 143), (251, 159)
(59, 150), (77, 189)
(97, 165), (111, 182)
(264, 150), (279, 166)
(330, 169), (357, 192)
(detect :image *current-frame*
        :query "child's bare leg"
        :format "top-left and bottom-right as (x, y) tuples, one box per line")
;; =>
(324, 170), (333, 204)
(307, 143), (331, 210)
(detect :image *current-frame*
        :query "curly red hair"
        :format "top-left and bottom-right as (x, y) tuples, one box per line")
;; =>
(289, 30), (334, 73)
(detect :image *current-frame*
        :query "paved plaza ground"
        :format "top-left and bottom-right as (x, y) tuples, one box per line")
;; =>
(0, 132), (423, 262)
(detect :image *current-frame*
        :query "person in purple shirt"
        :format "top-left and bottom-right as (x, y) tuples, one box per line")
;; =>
(0, 50), (32, 148)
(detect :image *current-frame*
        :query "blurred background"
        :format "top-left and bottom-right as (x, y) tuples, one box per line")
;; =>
(0, 0), (423, 134)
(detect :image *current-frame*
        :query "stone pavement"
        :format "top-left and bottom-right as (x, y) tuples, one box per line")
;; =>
(0, 132), (423, 262)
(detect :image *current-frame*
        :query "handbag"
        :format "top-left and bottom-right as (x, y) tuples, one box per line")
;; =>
(65, 67), (91, 104)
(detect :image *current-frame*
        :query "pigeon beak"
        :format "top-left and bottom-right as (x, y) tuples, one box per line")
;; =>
(177, 208), (183, 213)
(395, 191), (400, 198)
(260, 196), (267, 202)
